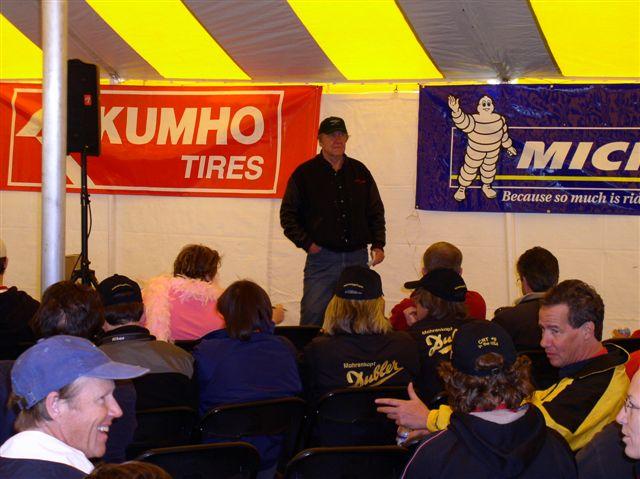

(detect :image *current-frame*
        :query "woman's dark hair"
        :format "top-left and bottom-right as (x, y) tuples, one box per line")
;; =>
(104, 302), (144, 326)
(30, 281), (104, 339)
(217, 280), (274, 341)
(412, 288), (467, 321)
(87, 461), (172, 479)
(173, 244), (221, 281)
(438, 353), (534, 413)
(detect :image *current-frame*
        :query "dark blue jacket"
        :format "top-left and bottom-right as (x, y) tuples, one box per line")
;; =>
(194, 329), (302, 469)
(0, 457), (86, 478)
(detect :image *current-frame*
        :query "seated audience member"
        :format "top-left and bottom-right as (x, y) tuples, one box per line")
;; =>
(377, 279), (628, 451)
(97, 275), (196, 410)
(303, 265), (420, 402)
(493, 246), (559, 350)
(194, 280), (301, 476)
(87, 461), (171, 478)
(27, 281), (137, 464)
(390, 241), (486, 330)
(617, 370), (640, 478)
(143, 244), (224, 341)
(402, 321), (576, 479)
(0, 336), (147, 478)
(0, 238), (39, 360)
(402, 268), (469, 404)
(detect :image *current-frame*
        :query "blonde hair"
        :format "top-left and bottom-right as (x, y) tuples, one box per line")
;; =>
(322, 296), (390, 335)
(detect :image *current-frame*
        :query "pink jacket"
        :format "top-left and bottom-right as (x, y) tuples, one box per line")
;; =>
(142, 276), (225, 341)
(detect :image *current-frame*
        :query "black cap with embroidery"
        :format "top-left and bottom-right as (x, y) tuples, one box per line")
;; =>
(451, 320), (517, 377)
(318, 116), (348, 135)
(403, 268), (467, 302)
(98, 274), (142, 307)
(335, 265), (383, 300)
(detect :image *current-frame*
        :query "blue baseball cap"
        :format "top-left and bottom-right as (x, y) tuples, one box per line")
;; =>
(12, 335), (148, 409)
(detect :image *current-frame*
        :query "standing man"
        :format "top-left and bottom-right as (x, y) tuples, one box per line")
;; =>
(280, 117), (386, 326)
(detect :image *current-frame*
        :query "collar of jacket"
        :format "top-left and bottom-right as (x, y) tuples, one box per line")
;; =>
(563, 343), (629, 380)
(98, 325), (155, 345)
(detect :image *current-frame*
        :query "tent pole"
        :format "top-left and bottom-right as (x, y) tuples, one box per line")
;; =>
(40, 0), (68, 294)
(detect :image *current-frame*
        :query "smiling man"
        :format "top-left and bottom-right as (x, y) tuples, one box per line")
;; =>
(377, 279), (629, 451)
(280, 116), (386, 326)
(0, 336), (147, 478)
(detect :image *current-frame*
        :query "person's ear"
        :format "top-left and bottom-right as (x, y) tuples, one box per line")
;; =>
(44, 391), (63, 419)
(581, 321), (595, 339)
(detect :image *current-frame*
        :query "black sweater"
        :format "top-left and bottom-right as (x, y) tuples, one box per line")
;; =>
(280, 154), (385, 252)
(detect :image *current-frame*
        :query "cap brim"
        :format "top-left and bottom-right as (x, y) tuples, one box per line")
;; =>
(403, 280), (422, 289)
(87, 361), (149, 381)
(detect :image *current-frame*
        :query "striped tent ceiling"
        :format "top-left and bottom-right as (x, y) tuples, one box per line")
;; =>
(1, 0), (639, 84)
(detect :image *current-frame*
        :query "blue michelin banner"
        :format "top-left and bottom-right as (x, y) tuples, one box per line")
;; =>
(416, 84), (640, 215)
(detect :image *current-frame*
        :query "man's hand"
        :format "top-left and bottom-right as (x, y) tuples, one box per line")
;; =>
(308, 243), (322, 254)
(272, 304), (286, 325)
(375, 382), (430, 430)
(370, 248), (385, 266)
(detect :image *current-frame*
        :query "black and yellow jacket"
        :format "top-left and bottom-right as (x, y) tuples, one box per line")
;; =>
(427, 344), (629, 451)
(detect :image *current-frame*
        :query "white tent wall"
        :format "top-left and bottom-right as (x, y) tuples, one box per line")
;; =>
(1, 91), (639, 335)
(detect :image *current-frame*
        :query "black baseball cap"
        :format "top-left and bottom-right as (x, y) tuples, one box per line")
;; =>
(318, 116), (348, 136)
(404, 268), (467, 302)
(98, 274), (142, 307)
(335, 265), (383, 300)
(451, 321), (517, 377)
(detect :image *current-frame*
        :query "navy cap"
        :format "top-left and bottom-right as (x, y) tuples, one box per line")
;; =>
(335, 265), (383, 300)
(12, 335), (148, 409)
(404, 268), (467, 302)
(451, 321), (517, 377)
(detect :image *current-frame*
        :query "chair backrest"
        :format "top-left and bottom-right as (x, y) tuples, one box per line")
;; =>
(284, 446), (410, 479)
(137, 442), (260, 479)
(274, 326), (321, 352)
(517, 349), (559, 390)
(198, 397), (307, 467)
(310, 386), (407, 447)
(127, 406), (198, 460)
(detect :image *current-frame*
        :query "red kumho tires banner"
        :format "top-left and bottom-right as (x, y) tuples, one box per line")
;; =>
(0, 84), (322, 198)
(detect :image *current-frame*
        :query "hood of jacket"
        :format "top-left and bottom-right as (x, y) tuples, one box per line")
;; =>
(449, 406), (547, 478)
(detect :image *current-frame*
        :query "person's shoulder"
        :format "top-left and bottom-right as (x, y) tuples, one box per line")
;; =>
(292, 154), (323, 174)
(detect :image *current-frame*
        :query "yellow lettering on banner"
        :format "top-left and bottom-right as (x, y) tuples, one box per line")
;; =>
(345, 360), (404, 387)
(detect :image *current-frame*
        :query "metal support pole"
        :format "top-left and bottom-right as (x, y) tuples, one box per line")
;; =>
(41, 0), (67, 293)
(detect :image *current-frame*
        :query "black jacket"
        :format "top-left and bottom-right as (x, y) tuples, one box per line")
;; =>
(0, 287), (38, 360)
(0, 457), (86, 479)
(303, 331), (420, 402)
(403, 406), (577, 479)
(408, 315), (469, 404)
(493, 293), (544, 350)
(280, 154), (385, 252)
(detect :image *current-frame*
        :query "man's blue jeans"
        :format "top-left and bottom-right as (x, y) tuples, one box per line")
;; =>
(300, 248), (369, 327)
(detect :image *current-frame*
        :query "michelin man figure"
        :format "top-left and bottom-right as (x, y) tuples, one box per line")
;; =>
(448, 95), (516, 201)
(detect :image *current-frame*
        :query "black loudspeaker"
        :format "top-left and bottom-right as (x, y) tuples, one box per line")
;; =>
(67, 59), (100, 156)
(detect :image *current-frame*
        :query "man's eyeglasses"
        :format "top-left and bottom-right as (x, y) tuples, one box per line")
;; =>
(624, 396), (640, 413)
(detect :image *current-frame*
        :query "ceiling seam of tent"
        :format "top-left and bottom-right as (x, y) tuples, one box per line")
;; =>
(525, 0), (562, 77)
(66, 25), (120, 82)
(181, 1), (252, 82)
(393, 0), (445, 79)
